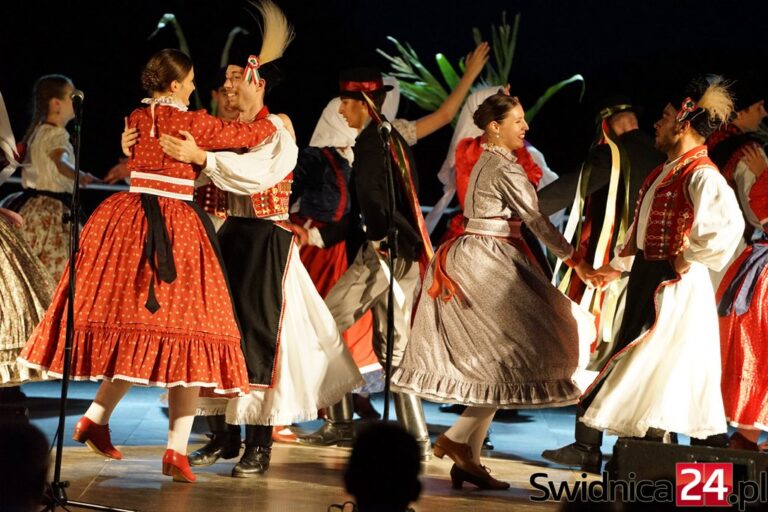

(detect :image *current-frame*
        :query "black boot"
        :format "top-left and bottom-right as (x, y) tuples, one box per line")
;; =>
(541, 410), (603, 474)
(299, 394), (354, 447)
(188, 415), (241, 467)
(232, 425), (272, 477)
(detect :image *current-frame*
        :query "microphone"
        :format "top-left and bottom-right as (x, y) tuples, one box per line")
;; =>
(378, 121), (392, 138)
(71, 89), (85, 103)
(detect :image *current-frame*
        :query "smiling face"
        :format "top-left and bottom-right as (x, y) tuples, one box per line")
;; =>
(211, 84), (239, 121)
(223, 64), (266, 113)
(487, 103), (528, 152)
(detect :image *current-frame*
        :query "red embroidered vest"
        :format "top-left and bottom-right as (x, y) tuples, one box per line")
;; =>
(194, 106), (273, 218)
(250, 173), (293, 218)
(630, 146), (715, 260)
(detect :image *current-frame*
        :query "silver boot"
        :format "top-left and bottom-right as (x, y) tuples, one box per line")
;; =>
(394, 392), (431, 461)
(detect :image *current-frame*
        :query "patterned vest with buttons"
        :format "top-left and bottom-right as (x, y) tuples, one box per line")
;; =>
(629, 146), (715, 260)
(250, 173), (293, 218)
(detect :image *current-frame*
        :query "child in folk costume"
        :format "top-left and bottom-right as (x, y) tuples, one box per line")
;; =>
(2, 75), (99, 279)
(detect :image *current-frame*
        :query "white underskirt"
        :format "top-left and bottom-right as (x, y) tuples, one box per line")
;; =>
(197, 244), (363, 425)
(581, 263), (728, 439)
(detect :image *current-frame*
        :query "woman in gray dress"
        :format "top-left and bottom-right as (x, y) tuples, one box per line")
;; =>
(392, 94), (596, 490)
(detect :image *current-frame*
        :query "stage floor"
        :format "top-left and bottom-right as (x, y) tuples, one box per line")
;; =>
(20, 381), (615, 511)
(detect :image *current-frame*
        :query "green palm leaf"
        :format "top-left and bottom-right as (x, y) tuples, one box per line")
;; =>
(525, 74), (586, 122)
(436, 54), (460, 90)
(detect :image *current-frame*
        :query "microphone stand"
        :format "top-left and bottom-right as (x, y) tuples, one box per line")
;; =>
(42, 95), (135, 512)
(379, 125), (398, 422)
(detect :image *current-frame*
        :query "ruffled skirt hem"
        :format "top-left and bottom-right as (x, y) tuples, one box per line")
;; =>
(391, 367), (580, 409)
(18, 324), (250, 395)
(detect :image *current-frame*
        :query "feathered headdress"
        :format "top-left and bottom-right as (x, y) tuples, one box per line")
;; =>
(242, 0), (295, 85)
(676, 75), (734, 138)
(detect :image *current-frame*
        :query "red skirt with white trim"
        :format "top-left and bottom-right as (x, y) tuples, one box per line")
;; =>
(718, 242), (768, 430)
(18, 191), (250, 395)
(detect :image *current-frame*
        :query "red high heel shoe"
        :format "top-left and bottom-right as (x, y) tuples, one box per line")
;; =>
(162, 449), (196, 483)
(72, 416), (123, 460)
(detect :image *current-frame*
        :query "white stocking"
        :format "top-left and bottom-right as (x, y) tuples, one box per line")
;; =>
(166, 386), (200, 454)
(84, 379), (133, 425)
(444, 406), (497, 463)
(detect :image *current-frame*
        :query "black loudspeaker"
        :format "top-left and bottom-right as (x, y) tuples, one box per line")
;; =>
(609, 439), (768, 510)
(610, 439), (768, 482)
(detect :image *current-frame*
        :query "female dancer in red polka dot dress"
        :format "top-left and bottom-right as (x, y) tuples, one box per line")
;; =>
(18, 49), (281, 483)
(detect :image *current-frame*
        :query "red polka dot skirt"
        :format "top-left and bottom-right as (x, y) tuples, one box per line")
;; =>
(18, 192), (250, 394)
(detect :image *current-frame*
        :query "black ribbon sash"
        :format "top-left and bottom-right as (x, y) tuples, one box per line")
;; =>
(139, 194), (178, 313)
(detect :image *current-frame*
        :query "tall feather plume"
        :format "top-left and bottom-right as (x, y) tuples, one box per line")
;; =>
(249, 0), (295, 65)
(697, 76), (734, 126)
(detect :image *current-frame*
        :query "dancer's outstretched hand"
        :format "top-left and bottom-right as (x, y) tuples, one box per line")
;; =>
(464, 42), (490, 80)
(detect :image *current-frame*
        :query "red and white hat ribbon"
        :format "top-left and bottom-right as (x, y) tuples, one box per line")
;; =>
(245, 55), (261, 85)
(676, 97), (698, 122)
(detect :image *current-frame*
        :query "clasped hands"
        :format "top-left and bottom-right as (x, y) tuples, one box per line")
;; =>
(572, 260), (621, 290)
(572, 251), (691, 289)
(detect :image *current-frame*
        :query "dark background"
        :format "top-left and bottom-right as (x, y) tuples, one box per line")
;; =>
(2, 0), (766, 207)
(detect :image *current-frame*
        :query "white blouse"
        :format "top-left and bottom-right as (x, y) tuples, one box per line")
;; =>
(22, 124), (74, 193)
(198, 114), (298, 196)
(611, 154), (744, 272)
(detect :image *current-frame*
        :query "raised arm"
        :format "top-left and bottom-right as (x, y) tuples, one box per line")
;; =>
(412, 42), (490, 140)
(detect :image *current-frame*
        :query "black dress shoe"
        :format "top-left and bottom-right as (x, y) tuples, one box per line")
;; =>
(541, 442), (602, 474)
(438, 404), (466, 414)
(231, 445), (271, 477)
(188, 432), (242, 467)
(298, 420), (354, 447)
